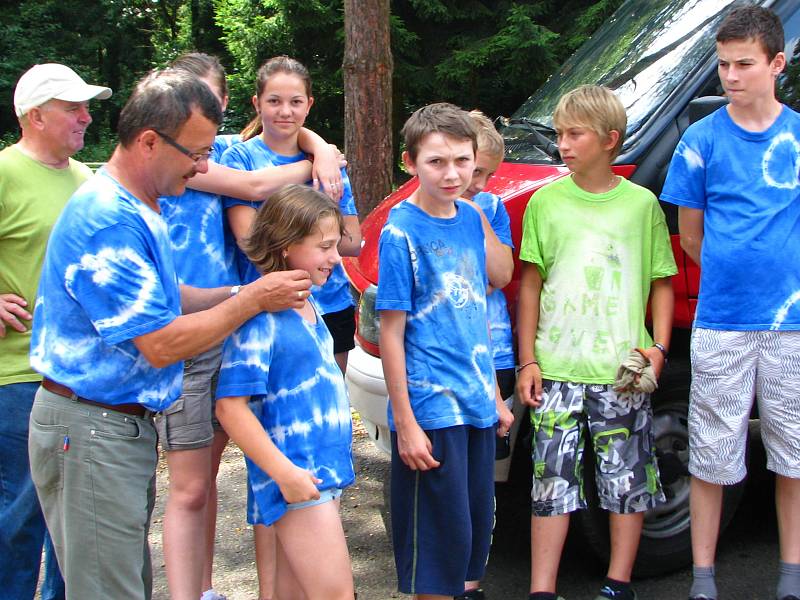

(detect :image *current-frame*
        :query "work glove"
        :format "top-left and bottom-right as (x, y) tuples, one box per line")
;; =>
(614, 348), (658, 394)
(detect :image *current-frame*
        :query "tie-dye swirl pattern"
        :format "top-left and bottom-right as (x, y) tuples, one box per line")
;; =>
(472, 192), (515, 369)
(159, 134), (240, 288)
(215, 299), (354, 526)
(219, 137), (357, 314)
(661, 106), (800, 331)
(376, 200), (497, 431)
(30, 169), (182, 410)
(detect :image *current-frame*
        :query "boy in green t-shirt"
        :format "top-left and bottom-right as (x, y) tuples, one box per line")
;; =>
(516, 85), (677, 600)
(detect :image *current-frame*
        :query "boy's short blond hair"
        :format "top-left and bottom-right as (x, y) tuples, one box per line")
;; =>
(553, 85), (627, 160)
(469, 110), (504, 158)
(401, 102), (477, 161)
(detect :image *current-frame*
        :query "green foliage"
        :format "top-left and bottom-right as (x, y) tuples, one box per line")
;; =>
(214, 0), (345, 138)
(1, 0), (622, 160)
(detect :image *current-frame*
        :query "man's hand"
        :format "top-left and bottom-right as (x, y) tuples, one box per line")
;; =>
(0, 294), (32, 337)
(640, 346), (666, 380)
(243, 270), (313, 312)
(275, 463), (322, 504)
(396, 421), (440, 471)
(311, 143), (344, 201)
(517, 362), (543, 407)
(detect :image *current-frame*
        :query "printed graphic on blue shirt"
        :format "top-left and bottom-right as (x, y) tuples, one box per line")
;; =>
(661, 106), (800, 330)
(472, 192), (515, 370)
(219, 137), (357, 314)
(215, 299), (354, 526)
(376, 200), (497, 431)
(160, 134), (240, 288)
(30, 169), (182, 410)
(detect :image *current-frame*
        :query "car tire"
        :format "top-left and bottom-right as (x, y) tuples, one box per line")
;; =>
(576, 358), (747, 577)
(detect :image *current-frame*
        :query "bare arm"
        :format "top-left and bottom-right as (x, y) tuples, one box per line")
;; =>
(338, 215), (362, 257)
(494, 380), (514, 436)
(216, 396), (321, 503)
(0, 293), (32, 337)
(515, 261), (544, 407)
(297, 128), (343, 200)
(179, 285), (234, 314)
(133, 270), (312, 368)
(462, 200), (513, 289)
(639, 276), (674, 379)
(678, 206), (704, 266)
(228, 205), (257, 245)
(380, 310), (440, 471)
(187, 160), (313, 202)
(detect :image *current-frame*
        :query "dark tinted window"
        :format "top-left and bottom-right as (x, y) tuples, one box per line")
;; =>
(502, 0), (743, 163)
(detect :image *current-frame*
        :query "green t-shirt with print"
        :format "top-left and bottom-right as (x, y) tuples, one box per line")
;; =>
(519, 175), (677, 384)
(0, 145), (93, 385)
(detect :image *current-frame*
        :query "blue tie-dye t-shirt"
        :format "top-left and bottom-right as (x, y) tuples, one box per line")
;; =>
(376, 200), (497, 431)
(30, 169), (182, 410)
(661, 105), (800, 331)
(215, 298), (354, 526)
(472, 192), (515, 370)
(160, 134), (240, 288)
(219, 137), (357, 314)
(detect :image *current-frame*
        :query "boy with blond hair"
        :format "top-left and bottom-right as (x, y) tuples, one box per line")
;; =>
(516, 85), (676, 600)
(377, 102), (514, 600)
(662, 6), (800, 599)
(455, 109), (515, 600)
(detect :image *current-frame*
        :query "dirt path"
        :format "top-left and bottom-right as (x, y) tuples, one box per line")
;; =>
(149, 414), (408, 599)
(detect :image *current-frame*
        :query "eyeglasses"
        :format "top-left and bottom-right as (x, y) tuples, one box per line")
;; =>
(154, 130), (211, 164)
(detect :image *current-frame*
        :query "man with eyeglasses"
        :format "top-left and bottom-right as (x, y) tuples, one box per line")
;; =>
(0, 62), (111, 600)
(27, 68), (312, 600)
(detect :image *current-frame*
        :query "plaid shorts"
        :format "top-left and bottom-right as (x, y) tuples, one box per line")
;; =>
(530, 379), (664, 516)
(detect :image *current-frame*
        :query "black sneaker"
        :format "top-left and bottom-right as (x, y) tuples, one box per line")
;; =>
(594, 588), (637, 600)
(455, 589), (485, 600)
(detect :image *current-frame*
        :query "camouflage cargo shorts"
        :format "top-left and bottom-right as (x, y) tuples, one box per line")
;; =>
(530, 379), (664, 516)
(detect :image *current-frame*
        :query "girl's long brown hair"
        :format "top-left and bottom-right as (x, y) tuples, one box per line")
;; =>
(243, 184), (344, 275)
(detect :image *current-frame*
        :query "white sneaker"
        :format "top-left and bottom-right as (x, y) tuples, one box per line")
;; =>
(200, 589), (227, 600)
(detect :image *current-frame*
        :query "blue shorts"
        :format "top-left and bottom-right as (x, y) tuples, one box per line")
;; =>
(390, 425), (495, 596)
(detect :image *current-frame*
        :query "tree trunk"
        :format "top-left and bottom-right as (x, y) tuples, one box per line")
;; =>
(343, 0), (394, 214)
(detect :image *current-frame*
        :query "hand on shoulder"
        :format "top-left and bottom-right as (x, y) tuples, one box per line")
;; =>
(242, 269), (313, 313)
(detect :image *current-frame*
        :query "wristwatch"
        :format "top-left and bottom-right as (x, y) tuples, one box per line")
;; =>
(229, 285), (241, 297)
(653, 342), (669, 360)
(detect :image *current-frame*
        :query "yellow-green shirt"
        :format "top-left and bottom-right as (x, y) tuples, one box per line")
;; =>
(519, 175), (677, 384)
(0, 145), (93, 385)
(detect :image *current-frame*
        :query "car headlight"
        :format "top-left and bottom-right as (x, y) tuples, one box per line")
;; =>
(357, 284), (380, 346)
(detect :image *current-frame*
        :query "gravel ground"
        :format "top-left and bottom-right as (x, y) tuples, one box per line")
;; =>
(45, 412), (780, 599)
(149, 412), (408, 600)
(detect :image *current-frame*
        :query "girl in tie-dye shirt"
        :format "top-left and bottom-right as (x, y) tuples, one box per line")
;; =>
(215, 185), (355, 599)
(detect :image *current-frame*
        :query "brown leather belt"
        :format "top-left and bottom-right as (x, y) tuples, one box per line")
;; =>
(42, 378), (147, 418)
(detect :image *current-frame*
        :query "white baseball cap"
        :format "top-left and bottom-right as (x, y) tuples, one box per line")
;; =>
(14, 63), (112, 117)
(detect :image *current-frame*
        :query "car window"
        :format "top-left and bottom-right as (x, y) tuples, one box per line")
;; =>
(502, 0), (744, 163)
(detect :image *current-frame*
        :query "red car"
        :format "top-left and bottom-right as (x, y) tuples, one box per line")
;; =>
(343, 0), (800, 576)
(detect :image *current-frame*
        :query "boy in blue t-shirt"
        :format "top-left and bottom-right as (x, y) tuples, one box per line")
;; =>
(377, 102), (514, 599)
(661, 7), (800, 600)
(455, 110), (516, 600)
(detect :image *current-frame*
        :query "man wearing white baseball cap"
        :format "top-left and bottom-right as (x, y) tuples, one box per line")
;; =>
(0, 62), (110, 600)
